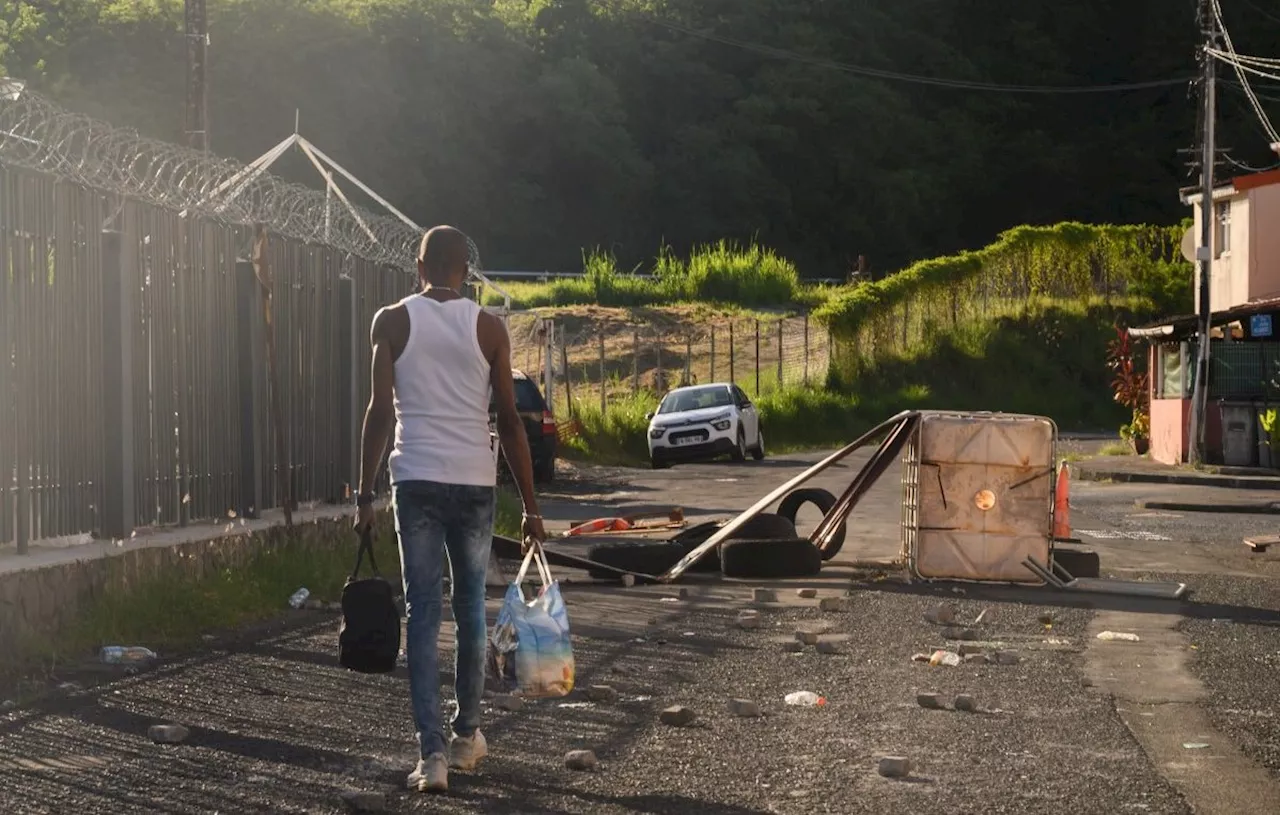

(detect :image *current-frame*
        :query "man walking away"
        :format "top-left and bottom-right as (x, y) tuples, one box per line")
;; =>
(354, 226), (545, 794)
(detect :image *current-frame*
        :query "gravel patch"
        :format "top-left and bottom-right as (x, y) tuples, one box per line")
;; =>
(0, 583), (1192, 814)
(1173, 572), (1280, 780)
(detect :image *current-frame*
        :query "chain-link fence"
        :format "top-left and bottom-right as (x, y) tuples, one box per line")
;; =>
(506, 313), (833, 418)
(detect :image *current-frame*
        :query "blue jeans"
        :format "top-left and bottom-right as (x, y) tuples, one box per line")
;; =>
(392, 480), (495, 758)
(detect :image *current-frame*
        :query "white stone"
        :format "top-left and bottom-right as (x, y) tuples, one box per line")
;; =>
(565, 750), (598, 771)
(916, 693), (945, 710)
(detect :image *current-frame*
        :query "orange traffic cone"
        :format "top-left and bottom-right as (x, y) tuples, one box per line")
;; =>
(1052, 463), (1071, 541)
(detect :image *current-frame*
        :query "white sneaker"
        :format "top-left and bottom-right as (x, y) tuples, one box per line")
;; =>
(407, 753), (448, 793)
(449, 729), (488, 771)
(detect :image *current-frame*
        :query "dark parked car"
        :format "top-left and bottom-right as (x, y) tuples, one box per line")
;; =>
(491, 369), (558, 483)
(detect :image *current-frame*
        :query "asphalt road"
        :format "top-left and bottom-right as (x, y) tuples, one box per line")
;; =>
(1, 444), (1278, 814)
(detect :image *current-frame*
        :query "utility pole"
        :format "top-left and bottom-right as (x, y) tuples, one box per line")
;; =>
(185, 0), (208, 151)
(1188, 0), (1218, 466)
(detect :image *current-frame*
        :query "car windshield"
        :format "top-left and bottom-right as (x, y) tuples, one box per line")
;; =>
(657, 386), (733, 415)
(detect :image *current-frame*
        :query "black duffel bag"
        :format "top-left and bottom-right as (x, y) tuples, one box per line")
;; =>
(338, 528), (401, 674)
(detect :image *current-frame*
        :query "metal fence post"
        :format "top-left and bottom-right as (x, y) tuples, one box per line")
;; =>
(777, 320), (784, 389)
(336, 274), (357, 502)
(710, 325), (716, 382)
(729, 322), (736, 384)
(803, 314), (810, 385)
(235, 258), (265, 519)
(632, 329), (639, 391)
(754, 320), (760, 395)
(101, 228), (136, 541)
(599, 331), (606, 415)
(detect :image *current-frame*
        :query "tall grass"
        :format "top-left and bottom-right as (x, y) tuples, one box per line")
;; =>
(482, 241), (810, 309)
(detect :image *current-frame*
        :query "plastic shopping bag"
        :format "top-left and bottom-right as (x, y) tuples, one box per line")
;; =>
(488, 545), (575, 698)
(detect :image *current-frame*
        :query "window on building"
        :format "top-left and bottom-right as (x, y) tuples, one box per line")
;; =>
(1215, 200), (1231, 257)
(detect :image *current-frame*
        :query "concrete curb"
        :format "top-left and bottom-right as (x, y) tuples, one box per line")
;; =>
(1074, 467), (1280, 490)
(1137, 500), (1280, 515)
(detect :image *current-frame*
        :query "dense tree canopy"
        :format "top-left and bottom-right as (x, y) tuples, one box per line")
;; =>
(3, 0), (1279, 276)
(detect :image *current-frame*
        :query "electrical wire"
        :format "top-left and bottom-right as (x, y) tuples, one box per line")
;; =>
(1239, 0), (1280, 27)
(597, 1), (1193, 95)
(1211, 0), (1280, 144)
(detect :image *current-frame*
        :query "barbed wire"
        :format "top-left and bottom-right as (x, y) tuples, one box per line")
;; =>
(0, 87), (480, 273)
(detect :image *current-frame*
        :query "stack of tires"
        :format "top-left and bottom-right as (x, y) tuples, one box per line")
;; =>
(584, 488), (846, 579)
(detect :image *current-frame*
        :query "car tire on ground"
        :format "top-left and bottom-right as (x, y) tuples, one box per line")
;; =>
(777, 488), (846, 560)
(1052, 547), (1101, 579)
(585, 540), (687, 579)
(719, 537), (823, 579)
(650, 455), (671, 470)
(751, 428), (765, 461)
(730, 428), (747, 462)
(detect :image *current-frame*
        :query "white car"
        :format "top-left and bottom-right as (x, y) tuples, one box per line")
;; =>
(646, 383), (765, 469)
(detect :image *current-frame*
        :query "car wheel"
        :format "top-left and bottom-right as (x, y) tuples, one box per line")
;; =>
(534, 456), (556, 483)
(751, 427), (765, 461)
(731, 427), (747, 461)
(650, 454), (671, 470)
(777, 488), (846, 560)
(720, 537), (823, 579)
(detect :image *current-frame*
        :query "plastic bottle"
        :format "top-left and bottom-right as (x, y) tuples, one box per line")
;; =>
(289, 588), (310, 609)
(784, 691), (826, 707)
(100, 646), (157, 664)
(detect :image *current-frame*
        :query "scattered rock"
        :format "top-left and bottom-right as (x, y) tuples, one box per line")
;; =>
(941, 626), (979, 641)
(659, 705), (697, 727)
(753, 588), (778, 603)
(729, 699), (763, 718)
(340, 790), (386, 812)
(815, 641), (842, 655)
(493, 694), (525, 712)
(953, 694), (978, 713)
(1038, 612), (1055, 625)
(586, 685), (619, 703)
(916, 693), (946, 710)
(924, 605), (957, 625)
(796, 588), (818, 599)
(57, 682), (81, 693)
(620, 574), (636, 588)
(958, 643), (986, 656)
(305, 598), (324, 611)
(782, 641), (804, 653)
(989, 650), (1021, 665)
(963, 653), (988, 664)
(737, 610), (762, 630)
(564, 750), (599, 771)
(148, 724), (190, 744)
(818, 597), (849, 613)
(794, 631), (820, 646)
(0, 700), (15, 712)
(877, 756), (912, 778)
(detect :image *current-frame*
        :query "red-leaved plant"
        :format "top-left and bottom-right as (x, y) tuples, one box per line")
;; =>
(1107, 325), (1150, 445)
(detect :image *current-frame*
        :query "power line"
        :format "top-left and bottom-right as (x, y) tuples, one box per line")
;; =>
(1210, 0), (1280, 144)
(1239, 0), (1280, 27)
(597, 2), (1193, 95)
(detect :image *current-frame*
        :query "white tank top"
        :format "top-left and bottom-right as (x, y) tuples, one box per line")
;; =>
(387, 294), (497, 487)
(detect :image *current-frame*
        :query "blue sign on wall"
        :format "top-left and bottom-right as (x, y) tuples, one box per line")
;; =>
(1251, 314), (1273, 338)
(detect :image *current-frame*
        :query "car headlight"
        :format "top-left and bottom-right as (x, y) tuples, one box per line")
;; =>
(712, 419), (731, 431)
(650, 428), (665, 439)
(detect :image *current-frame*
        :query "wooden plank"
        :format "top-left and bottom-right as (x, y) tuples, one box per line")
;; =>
(1243, 534), (1278, 552)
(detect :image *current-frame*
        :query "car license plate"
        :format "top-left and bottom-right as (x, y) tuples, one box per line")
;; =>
(674, 436), (700, 447)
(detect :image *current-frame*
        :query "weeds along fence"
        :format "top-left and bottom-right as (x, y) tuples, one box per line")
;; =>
(0, 90), (423, 553)
(814, 223), (1190, 374)
(506, 313), (833, 421)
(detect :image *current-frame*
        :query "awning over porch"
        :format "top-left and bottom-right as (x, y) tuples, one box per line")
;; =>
(1128, 295), (1280, 341)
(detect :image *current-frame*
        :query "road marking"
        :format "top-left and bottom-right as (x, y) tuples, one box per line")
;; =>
(1077, 529), (1172, 541)
(1129, 512), (1183, 519)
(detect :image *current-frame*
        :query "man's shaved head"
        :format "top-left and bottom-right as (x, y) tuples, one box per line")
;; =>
(417, 226), (471, 289)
